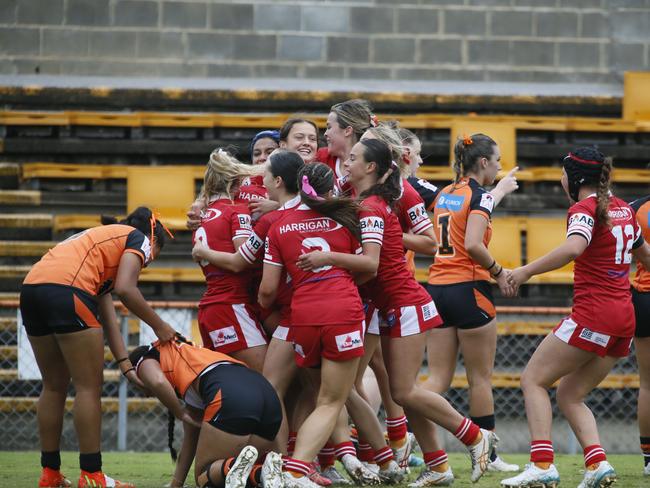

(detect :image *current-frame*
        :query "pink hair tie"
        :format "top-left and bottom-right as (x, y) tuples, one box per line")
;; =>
(301, 175), (324, 200)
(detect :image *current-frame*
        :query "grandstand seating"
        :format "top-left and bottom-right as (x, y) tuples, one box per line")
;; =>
(623, 71), (650, 121)
(449, 121), (517, 171)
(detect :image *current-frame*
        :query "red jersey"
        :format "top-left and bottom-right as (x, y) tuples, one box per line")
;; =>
(398, 179), (433, 235)
(566, 195), (644, 337)
(316, 147), (351, 195)
(631, 195), (650, 292)
(235, 176), (267, 204)
(193, 199), (253, 306)
(239, 195), (301, 309)
(360, 195), (431, 311)
(264, 204), (364, 326)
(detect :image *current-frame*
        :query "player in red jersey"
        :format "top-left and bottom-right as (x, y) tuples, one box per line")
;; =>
(301, 140), (498, 484)
(259, 162), (378, 488)
(192, 149), (268, 371)
(317, 99), (375, 194)
(630, 195), (650, 476)
(503, 148), (650, 488)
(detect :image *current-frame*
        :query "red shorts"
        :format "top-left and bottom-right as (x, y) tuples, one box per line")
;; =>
(553, 317), (632, 358)
(198, 303), (268, 354)
(290, 322), (365, 368)
(379, 301), (442, 338)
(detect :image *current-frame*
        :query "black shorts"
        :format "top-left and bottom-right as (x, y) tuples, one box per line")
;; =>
(199, 363), (282, 440)
(632, 287), (650, 338)
(426, 280), (495, 329)
(20, 284), (100, 336)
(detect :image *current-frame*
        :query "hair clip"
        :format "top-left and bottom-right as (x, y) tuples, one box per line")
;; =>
(370, 114), (379, 128)
(301, 175), (325, 200)
(463, 134), (473, 146)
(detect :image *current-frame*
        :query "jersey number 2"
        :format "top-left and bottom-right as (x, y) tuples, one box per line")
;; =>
(301, 237), (332, 272)
(611, 224), (634, 264)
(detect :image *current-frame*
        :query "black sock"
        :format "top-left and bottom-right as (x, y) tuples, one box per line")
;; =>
(79, 452), (102, 473)
(641, 436), (650, 467)
(41, 451), (61, 470)
(471, 415), (497, 461)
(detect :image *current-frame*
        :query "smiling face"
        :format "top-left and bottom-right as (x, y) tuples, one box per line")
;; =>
(252, 137), (279, 166)
(280, 122), (318, 163)
(324, 111), (350, 158)
(343, 142), (375, 188)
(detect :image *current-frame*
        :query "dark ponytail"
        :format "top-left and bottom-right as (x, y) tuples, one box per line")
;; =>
(103, 206), (167, 250)
(452, 133), (497, 184)
(168, 411), (178, 462)
(298, 163), (360, 241)
(269, 150), (304, 194)
(358, 139), (401, 208)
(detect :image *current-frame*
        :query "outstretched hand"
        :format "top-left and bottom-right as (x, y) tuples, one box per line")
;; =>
(495, 166), (520, 196)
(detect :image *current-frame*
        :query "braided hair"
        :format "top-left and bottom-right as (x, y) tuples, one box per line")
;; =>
(562, 146), (612, 227)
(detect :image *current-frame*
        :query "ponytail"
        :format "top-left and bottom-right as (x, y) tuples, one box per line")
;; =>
(595, 157), (613, 227)
(168, 410), (178, 462)
(298, 163), (360, 241)
(357, 139), (402, 208)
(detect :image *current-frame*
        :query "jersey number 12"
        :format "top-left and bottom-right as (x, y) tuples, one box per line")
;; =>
(611, 224), (634, 264)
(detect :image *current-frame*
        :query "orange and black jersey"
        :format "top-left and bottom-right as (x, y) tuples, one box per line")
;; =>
(407, 176), (441, 211)
(149, 340), (244, 398)
(631, 195), (650, 292)
(23, 224), (151, 296)
(428, 177), (494, 285)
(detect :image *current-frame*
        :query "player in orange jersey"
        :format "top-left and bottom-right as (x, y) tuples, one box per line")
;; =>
(630, 195), (650, 476)
(21, 207), (177, 488)
(129, 338), (283, 488)
(426, 134), (519, 475)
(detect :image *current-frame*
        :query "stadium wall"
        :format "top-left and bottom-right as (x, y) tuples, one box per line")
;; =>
(0, 0), (649, 84)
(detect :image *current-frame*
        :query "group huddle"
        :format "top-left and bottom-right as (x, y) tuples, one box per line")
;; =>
(21, 99), (650, 488)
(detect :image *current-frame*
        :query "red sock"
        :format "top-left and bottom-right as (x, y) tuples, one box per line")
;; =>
(385, 416), (408, 442)
(423, 450), (448, 469)
(583, 444), (606, 467)
(248, 465), (262, 487)
(287, 432), (297, 457)
(454, 418), (480, 446)
(373, 446), (394, 465)
(283, 457), (311, 476)
(334, 441), (356, 460)
(530, 440), (554, 464)
(318, 443), (336, 469)
(357, 441), (375, 463)
(349, 426), (358, 443)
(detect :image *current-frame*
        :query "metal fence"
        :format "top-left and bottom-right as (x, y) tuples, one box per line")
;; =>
(0, 302), (641, 455)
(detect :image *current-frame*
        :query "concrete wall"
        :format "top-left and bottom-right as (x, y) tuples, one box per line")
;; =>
(0, 0), (649, 83)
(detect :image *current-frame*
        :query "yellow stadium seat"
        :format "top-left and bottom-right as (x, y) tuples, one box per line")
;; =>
(126, 166), (196, 229)
(525, 217), (573, 284)
(623, 71), (650, 121)
(449, 120), (517, 171)
(489, 217), (525, 270)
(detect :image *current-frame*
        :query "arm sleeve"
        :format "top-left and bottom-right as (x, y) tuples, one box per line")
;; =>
(469, 188), (494, 220)
(231, 209), (253, 241)
(401, 185), (433, 235)
(359, 204), (385, 247)
(263, 228), (284, 267)
(407, 176), (440, 210)
(566, 204), (596, 245)
(124, 229), (151, 264)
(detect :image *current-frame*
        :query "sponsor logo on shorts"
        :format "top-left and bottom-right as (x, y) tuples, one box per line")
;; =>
(294, 343), (305, 357)
(209, 326), (238, 348)
(578, 327), (610, 347)
(421, 303), (434, 321)
(436, 193), (465, 211)
(385, 311), (397, 327)
(335, 330), (363, 352)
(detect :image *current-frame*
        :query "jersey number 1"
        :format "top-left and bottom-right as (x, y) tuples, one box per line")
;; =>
(611, 224), (634, 264)
(437, 214), (454, 256)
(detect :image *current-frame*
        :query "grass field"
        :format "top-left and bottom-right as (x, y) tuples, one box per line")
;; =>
(0, 452), (647, 488)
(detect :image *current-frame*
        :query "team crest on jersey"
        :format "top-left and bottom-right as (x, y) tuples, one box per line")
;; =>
(578, 327), (610, 347)
(436, 193), (465, 211)
(479, 193), (495, 212)
(335, 331), (363, 352)
(209, 326), (238, 348)
(608, 207), (632, 222)
(201, 209), (222, 222)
